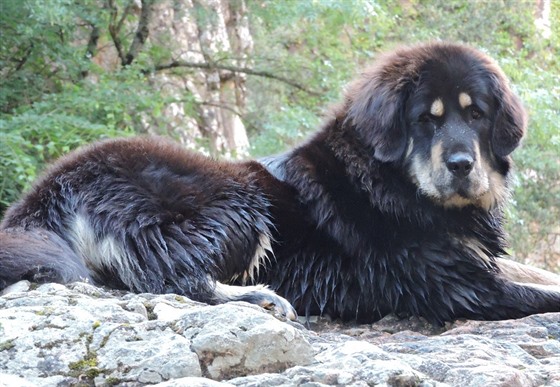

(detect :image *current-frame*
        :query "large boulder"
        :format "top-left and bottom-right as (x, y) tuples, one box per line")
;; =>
(0, 281), (558, 386)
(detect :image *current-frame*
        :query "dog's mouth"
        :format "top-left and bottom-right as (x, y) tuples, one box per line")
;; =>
(452, 179), (476, 199)
(410, 177), (485, 209)
(436, 176), (501, 209)
(425, 169), (493, 207)
(437, 183), (481, 207)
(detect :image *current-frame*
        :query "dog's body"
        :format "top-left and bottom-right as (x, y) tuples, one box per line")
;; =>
(1, 42), (559, 324)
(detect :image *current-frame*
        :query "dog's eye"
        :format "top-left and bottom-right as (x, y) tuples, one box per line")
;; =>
(470, 107), (483, 120)
(419, 113), (436, 123)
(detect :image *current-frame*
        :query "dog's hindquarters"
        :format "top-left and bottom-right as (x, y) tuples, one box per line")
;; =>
(0, 228), (92, 289)
(0, 138), (297, 318)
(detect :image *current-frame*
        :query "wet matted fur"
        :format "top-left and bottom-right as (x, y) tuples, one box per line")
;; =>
(1, 42), (559, 324)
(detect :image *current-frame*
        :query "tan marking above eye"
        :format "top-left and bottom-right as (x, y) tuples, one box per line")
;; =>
(459, 92), (472, 109)
(430, 98), (444, 117)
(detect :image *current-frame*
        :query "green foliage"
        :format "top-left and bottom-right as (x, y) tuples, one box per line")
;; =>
(507, 66), (560, 268)
(249, 105), (320, 157)
(245, 0), (396, 152)
(0, 1), (179, 213)
(0, 63), (173, 211)
(0, 0), (81, 111)
(386, 0), (538, 50)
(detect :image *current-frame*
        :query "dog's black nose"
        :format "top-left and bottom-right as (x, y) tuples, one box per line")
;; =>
(446, 153), (474, 178)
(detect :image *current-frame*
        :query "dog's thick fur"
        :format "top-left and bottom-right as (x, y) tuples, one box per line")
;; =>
(1, 42), (559, 324)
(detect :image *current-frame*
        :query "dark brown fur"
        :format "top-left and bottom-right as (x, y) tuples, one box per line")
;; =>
(1, 42), (559, 324)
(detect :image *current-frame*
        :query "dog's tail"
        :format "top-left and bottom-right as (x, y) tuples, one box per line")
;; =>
(0, 228), (92, 289)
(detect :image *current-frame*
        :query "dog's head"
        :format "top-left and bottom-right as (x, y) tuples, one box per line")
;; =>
(345, 42), (527, 209)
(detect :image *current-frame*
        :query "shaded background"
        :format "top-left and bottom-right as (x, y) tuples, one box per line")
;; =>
(0, 0), (558, 271)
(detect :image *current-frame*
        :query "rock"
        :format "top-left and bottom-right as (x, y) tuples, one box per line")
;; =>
(1, 281), (559, 386)
(155, 377), (234, 387)
(0, 280), (31, 296)
(0, 282), (312, 386)
(175, 302), (314, 380)
(0, 373), (37, 387)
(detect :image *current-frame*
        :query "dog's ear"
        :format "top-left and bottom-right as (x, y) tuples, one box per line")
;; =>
(490, 74), (527, 157)
(345, 74), (408, 162)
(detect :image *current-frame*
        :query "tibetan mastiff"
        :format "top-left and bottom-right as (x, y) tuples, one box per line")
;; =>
(1, 42), (559, 325)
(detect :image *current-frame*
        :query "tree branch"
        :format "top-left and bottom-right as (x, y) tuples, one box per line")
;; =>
(200, 101), (261, 133)
(81, 24), (100, 78)
(116, 1), (134, 33)
(150, 60), (321, 96)
(85, 25), (100, 59)
(107, 0), (126, 65)
(124, 0), (154, 66)
(13, 44), (34, 72)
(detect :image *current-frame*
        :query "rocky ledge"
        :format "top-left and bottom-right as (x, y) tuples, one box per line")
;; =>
(0, 281), (559, 387)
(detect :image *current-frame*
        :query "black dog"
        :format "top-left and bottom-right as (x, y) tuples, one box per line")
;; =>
(1, 42), (559, 325)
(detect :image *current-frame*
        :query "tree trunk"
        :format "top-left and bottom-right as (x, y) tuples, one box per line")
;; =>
(148, 0), (252, 157)
(535, 0), (551, 39)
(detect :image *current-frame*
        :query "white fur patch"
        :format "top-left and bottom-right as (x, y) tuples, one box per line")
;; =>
(69, 214), (141, 287)
(405, 138), (414, 159)
(430, 98), (445, 117)
(242, 233), (273, 282)
(214, 282), (269, 299)
(459, 92), (472, 108)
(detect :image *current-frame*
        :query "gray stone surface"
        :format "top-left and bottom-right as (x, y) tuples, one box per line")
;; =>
(0, 281), (559, 386)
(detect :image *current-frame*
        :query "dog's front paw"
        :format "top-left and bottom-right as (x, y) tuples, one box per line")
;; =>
(250, 286), (298, 321)
(214, 282), (297, 320)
